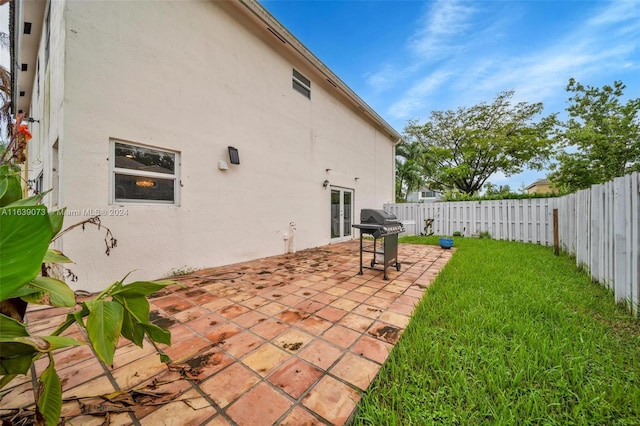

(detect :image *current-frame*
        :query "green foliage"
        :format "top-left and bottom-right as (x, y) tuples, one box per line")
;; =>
(395, 142), (428, 202)
(0, 153), (174, 423)
(404, 91), (557, 195)
(442, 190), (558, 202)
(549, 79), (640, 193)
(355, 237), (640, 424)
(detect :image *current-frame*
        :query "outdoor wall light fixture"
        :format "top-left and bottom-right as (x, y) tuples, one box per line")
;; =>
(323, 179), (330, 189)
(228, 146), (240, 165)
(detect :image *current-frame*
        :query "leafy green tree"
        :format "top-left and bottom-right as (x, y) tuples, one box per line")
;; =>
(404, 91), (557, 195)
(549, 79), (640, 192)
(483, 183), (512, 197)
(395, 141), (428, 202)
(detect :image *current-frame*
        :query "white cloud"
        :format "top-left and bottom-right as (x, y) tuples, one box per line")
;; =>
(409, 0), (477, 58)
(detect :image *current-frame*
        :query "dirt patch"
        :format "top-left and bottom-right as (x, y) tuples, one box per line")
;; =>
(184, 289), (206, 297)
(278, 310), (307, 323)
(370, 325), (402, 344)
(149, 311), (176, 328)
(282, 342), (303, 351)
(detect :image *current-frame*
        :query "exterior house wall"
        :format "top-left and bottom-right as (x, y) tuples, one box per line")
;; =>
(23, 0), (398, 292)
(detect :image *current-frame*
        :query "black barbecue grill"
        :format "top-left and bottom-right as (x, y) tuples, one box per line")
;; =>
(352, 209), (404, 280)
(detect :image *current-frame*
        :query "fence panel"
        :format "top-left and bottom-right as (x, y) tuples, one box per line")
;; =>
(384, 171), (639, 315)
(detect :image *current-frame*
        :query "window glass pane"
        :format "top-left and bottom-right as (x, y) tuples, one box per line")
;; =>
(114, 173), (174, 202)
(115, 143), (175, 174)
(331, 190), (340, 238)
(343, 192), (352, 236)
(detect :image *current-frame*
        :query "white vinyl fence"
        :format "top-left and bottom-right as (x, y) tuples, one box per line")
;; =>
(384, 172), (640, 315)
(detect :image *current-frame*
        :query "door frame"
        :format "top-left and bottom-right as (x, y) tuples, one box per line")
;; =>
(330, 186), (355, 242)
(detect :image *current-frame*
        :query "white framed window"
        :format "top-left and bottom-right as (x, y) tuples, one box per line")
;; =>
(421, 190), (436, 198)
(292, 68), (311, 99)
(110, 139), (180, 205)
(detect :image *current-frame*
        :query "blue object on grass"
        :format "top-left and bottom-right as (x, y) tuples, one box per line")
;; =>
(439, 238), (454, 249)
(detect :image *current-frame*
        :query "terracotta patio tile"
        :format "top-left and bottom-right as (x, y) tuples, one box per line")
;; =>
(351, 335), (393, 364)
(353, 285), (376, 295)
(388, 301), (415, 316)
(302, 376), (361, 426)
(181, 287), (220, 305)
(173, 306), (212, 324)
(296, 299), (325, 314)
(366, 295), (393, 309)
(184, 312), (227, 334)
(256, 301), (287, 316)
(404, 288), (424, 299)
(279, 406), (327, 425)
(329, 298), (360, 314)
(112, 342), (156, 369)
(277, 309), (309, 324)
(352, 303), (384, 319)
(297, 315), (333, 336)
(203, 415), (233, 425)
(201, 297), (235, 311)
(0, 382), (35, 410)
(342, 290), (369, 303)
(379, 311), (411, 329)
(139, 389), (217, 425)
(125, 370), (192, 420)
(273, 328), (314, 353)
(330, 352), (380, 390)
(239, 295), (271, 309)
(55, 357), (106, 391)
(203, 322), (242, 345)
(278, 290), (304, 306)
(382, 284), (406, 294)
(242, 343), (290, 377)
(315, 305), (347, 322)
(151, 295), (196, 315)
(215, 303), (251, 319)
(261, 289), (289, 301)
(232, 310), (269, 328)
(111, 352), (168, 390)
(312, 292), (339, 305)
(171, 346), (235, 381)
(368, 321), (404, 344)
(293, 287), (319, 298)
(226, 382), (293, 426)
(324, 286), (349, 297)
(338, 313), (375, 333)
(322, 324), (361, 349)
(268, 358), (323, 399)
(221, 331), (265, 358)
(52, 343), (94, 367)
(298, 339), (344, 370)
(251, 318), (288, 340)
(200, 362), (261, 408)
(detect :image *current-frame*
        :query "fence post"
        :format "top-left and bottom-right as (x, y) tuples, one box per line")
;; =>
(553, 208), (559, 255)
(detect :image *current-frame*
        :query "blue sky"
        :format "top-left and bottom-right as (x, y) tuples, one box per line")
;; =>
(260, 0), (640, 191)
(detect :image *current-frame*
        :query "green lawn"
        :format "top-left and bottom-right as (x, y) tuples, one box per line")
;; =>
(353, 236), (640, 425)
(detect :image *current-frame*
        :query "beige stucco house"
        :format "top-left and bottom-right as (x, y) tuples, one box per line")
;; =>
(12, 0), (401, 292)
(525, 179), (553, 194)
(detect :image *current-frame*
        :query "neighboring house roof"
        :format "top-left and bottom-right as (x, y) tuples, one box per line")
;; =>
(526, 179), (549, 190)
(10, 0), (403, 145)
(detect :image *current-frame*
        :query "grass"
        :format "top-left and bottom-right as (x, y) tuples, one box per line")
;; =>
(353, 236), (640, 425)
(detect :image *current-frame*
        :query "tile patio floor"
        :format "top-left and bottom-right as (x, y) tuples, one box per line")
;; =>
(1, 240), (453, 425)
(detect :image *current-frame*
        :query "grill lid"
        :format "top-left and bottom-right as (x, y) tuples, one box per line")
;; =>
(360, 209), (400, 225)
